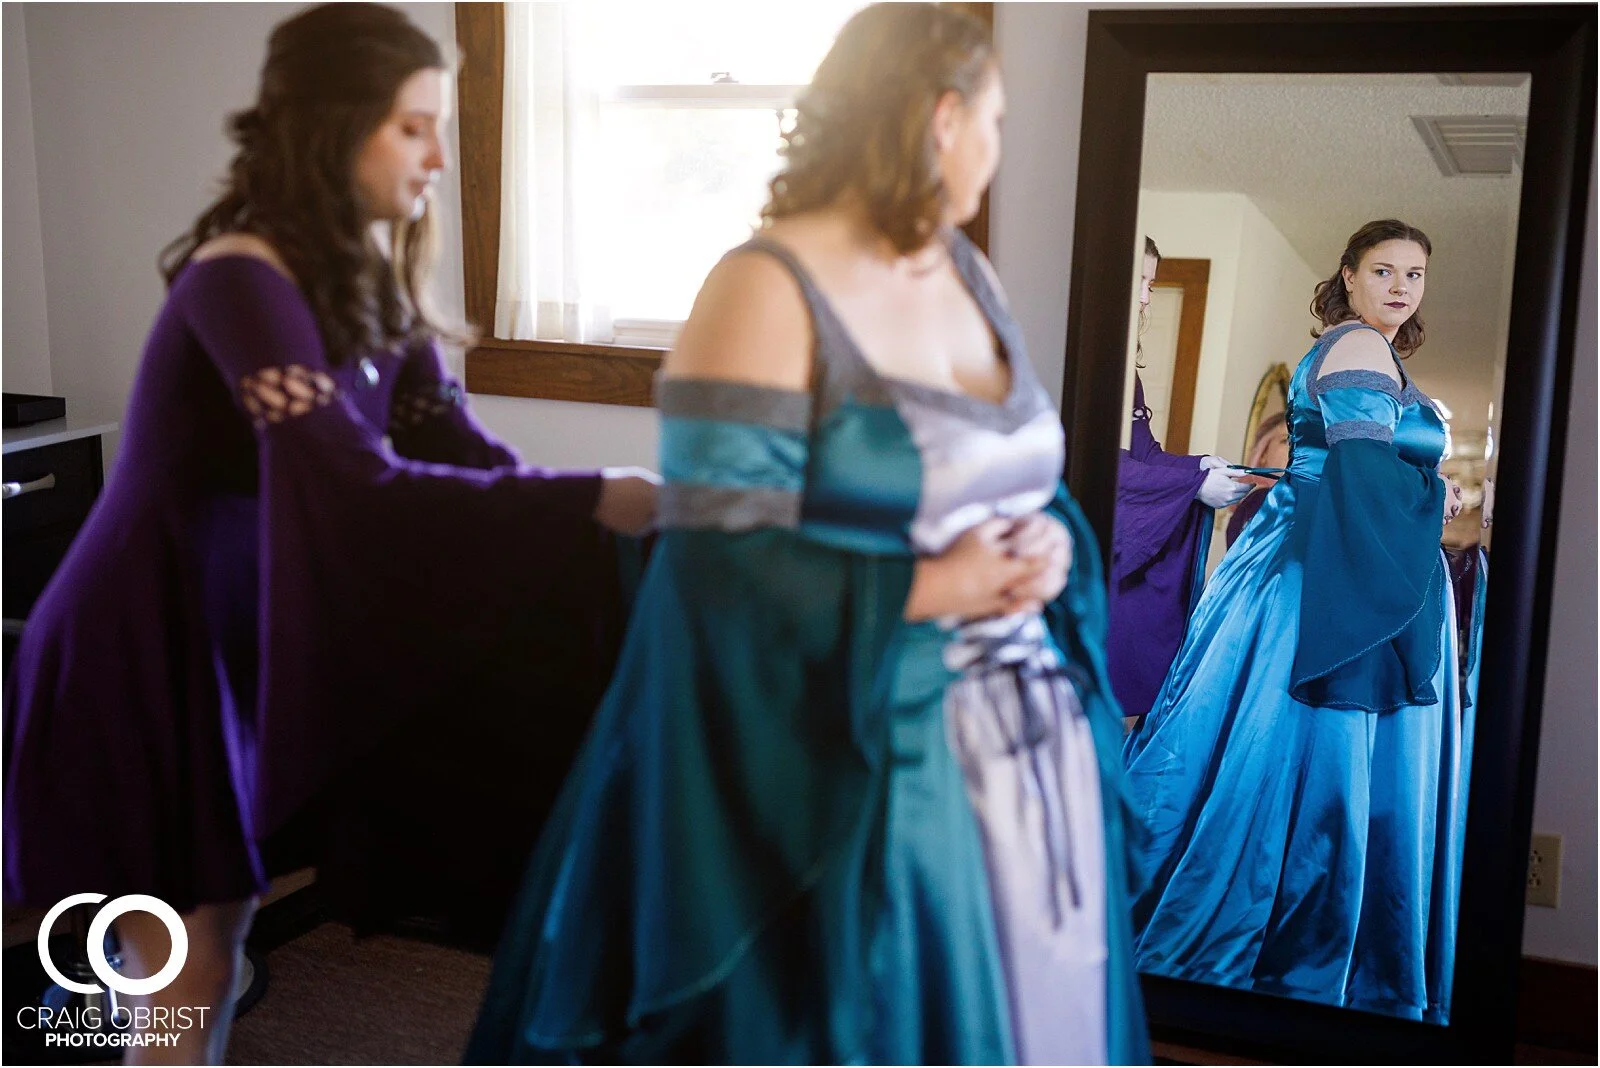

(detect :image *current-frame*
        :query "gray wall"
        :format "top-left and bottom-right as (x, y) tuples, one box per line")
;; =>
(4, 1), (1593, 965)
(1521, 155), (1598, 964)
(4, 3), (52, 395)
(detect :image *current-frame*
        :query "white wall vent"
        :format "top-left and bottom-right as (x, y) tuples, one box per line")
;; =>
(1434, 73), (1530, 88)
(1411, 115), (1526, 176)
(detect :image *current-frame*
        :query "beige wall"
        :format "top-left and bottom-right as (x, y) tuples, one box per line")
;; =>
(1221, 199), (1320, 463)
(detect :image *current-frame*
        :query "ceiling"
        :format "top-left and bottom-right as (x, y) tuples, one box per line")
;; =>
(1140, 73), (1531, 435)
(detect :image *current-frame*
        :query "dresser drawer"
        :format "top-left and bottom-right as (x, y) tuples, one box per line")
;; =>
(3, 436), (105, 619)
(2, 436), (102, 537)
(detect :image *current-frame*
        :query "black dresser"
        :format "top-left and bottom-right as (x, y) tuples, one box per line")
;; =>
(3, 418), (116, 639)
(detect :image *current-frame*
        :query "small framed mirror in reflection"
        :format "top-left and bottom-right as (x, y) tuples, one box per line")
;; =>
(1232, 362), (1291, 554)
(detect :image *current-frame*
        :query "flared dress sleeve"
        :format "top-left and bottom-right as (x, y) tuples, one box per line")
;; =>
(1289, 370), (1445, 712)
(1114, 373), (1208, 580)
(173, 255), (610, 832)
(1113, 449), (1209, 581)
(467, 375), (916, 1056)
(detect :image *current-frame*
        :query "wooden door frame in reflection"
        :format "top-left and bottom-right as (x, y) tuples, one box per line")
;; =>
(1150, 257), (1209, 454)
(1059, 5), (1594, 1064)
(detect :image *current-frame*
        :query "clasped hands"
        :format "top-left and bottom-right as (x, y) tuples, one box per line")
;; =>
(905, 513), (1072, 622)
(1442, 476), (1465, 529)
(594, 469), (1074, 623)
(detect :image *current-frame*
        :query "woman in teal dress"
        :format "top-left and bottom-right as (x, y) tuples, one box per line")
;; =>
(1123, 219), (1471, 1024)
(467, 5), (1148, 1064)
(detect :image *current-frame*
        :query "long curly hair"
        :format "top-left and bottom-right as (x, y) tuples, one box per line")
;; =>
(759, 2), (995, 254)
(159, 3), (462, 365)
(1310, 218), (1432, 357)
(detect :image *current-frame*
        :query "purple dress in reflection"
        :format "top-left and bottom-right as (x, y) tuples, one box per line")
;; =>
(1106, 374), (1210, 723)
(4, 256), (627, 937)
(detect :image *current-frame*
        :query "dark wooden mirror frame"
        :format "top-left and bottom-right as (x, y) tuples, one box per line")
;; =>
(1058, 6), (1594, 1063)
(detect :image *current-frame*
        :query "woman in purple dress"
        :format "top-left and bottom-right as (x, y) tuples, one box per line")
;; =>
(1108, 237), (1248, 724)
(3, 5), (655, 1061)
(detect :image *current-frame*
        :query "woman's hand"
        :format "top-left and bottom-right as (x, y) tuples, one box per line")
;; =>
(1441, 476), (1465, 529)
(998, 512), (1073, 607)
(1197, 468), (1250, 508)
(593, 467), (662, 536)
(904, 517), (1048, 622)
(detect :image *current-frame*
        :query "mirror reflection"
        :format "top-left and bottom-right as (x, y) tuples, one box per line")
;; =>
(1107, 72), (1527, 1024)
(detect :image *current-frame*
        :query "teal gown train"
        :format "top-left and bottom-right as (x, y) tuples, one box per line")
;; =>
(466, 230), (1149, 1064)
(1122, 321), (1471, 1025)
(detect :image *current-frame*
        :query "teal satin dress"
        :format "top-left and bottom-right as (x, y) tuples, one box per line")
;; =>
(466, 231), (1149, 1064)
(1123, 321), (1469, 1024)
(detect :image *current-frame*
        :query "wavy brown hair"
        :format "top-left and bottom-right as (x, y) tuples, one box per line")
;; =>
(159, 3), (464, 366)
(1310, 218), (1432, 357)
(759, 2), (995, 254)
(1135, 235), (1161, 368)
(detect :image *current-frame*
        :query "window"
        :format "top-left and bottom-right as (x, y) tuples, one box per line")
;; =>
(456, 2), (993, 407)
(589, 1), (872, 343)
(496, 0), (866, 349)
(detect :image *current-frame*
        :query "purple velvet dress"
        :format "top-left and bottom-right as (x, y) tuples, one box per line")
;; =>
(1106, 374), (1210, 723)
(4, 255), (626, 935)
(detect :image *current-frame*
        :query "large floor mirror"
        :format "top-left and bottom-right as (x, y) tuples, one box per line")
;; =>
(1061, 6), (1593, 1062)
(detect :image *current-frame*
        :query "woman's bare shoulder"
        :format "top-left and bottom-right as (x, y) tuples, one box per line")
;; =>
(190, 233), (294, 281)
(1319, 325), (1402, 385)
(662, 245), (813, 392)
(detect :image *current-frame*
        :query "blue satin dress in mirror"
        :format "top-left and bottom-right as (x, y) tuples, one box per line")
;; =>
(1122, 321), (1471, 1025)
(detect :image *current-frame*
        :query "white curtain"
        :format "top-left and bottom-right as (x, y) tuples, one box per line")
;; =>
(495, 3), (613, 343)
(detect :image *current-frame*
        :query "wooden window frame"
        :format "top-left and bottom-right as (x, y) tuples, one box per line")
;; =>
(455, 2), (994, 408)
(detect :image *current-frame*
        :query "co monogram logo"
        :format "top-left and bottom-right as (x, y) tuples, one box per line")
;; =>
(38, 894), (188, 996)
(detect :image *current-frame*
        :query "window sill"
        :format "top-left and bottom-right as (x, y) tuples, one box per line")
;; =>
(464, 338), (664, 408)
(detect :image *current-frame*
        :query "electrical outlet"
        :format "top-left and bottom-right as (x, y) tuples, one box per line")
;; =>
(1527, 832), (1562, 908)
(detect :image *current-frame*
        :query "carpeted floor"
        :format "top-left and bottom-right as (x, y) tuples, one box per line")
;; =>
(225, 924), (491, 1066)
(8, 904), (1591, 1065)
